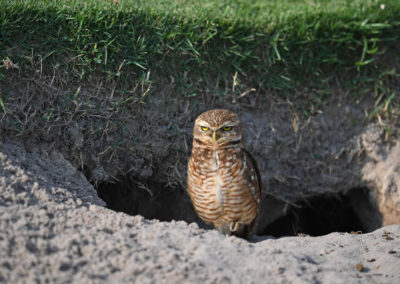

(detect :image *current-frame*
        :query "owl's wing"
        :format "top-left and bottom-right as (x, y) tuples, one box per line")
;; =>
(243, 149), (262, 203)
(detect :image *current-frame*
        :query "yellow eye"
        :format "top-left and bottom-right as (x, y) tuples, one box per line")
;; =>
(201, 126), (209, 131)
(222, 126), (232, 131)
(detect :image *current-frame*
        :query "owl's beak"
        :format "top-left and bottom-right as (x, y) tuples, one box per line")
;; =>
(212, 131), (217, 143)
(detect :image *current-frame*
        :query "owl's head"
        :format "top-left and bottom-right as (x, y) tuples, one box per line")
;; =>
(192, 109), (243, 147)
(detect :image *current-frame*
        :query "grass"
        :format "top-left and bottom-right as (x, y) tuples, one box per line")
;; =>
(1, 0), (399, 94)
(0, 0), (399, 174)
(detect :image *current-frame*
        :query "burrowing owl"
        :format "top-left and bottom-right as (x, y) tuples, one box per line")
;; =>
(187, 109), (261, 239)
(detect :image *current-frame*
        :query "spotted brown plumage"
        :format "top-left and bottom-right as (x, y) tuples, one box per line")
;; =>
(187, 109), (261, 239)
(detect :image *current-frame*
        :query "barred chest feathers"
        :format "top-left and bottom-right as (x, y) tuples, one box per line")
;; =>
(188, 146), (258, 226)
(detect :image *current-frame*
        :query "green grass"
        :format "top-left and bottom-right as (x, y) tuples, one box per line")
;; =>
(0, 0), (399, 142)
(1, 0), (399, 95)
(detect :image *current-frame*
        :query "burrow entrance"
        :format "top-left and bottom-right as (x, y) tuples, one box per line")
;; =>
(95, 178), (382, 237)
(261, 188), (382, 237)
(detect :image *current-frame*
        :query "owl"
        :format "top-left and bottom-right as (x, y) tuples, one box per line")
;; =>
(187, 109), (261, 239)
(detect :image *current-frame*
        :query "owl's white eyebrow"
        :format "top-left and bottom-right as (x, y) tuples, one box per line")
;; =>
(197, 120), (210, 128)
(222, 121), (238, 126)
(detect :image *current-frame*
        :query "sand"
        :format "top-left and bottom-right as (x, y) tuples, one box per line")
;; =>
(1, 140), (399, 283)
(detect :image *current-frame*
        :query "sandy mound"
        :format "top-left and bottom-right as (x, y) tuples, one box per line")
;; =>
(1, 140), (399, 283)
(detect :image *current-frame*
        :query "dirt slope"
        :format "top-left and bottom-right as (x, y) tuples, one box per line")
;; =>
(1, 140), (400, 283)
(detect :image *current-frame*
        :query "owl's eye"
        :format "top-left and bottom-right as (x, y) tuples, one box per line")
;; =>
(222, 126), (232, 131)
(200, 126), (209, 131)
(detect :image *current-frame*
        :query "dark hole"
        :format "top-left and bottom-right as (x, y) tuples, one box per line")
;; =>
(96, 177), (208, 227)
(95, 178), (382, 237)
(261, 188), (382, 237)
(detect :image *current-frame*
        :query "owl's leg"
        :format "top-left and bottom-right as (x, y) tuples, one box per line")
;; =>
(230, 218), (258, 240)
(229, 221), (240, 232)
(214, 222), (232, 236)
(214, 220), (257, 239)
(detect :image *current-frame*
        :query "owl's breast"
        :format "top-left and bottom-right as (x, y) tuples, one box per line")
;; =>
(188, 148), (223, 208)
(188, 146), (258, 224)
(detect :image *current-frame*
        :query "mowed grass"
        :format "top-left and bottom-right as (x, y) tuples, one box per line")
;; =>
(0, 0), (399, 106)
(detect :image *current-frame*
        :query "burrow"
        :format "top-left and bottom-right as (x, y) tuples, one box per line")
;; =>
(93, 176), (382, 237)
